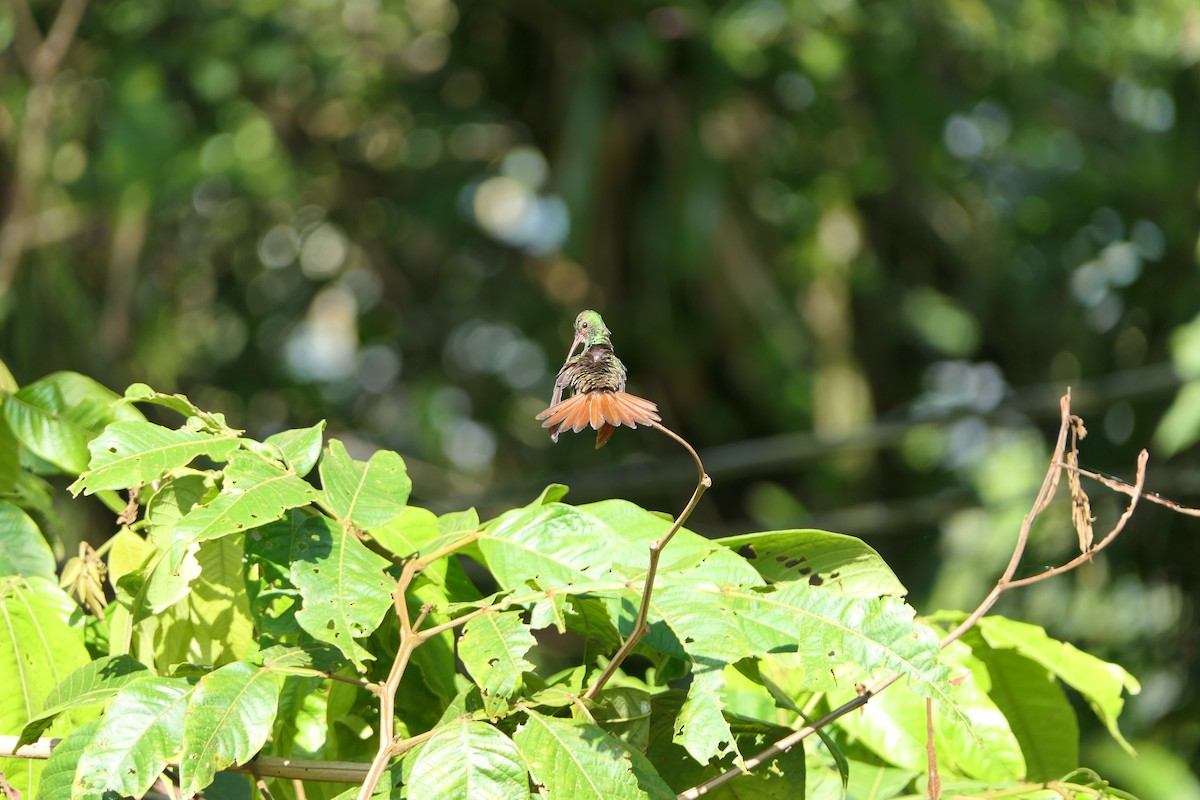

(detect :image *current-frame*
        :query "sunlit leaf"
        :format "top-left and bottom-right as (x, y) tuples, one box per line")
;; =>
(458, 611), (535, 707)
(976, 616), (1139, 755)
(0, 577), (90, 798)
(317, 439), (411, 529)
(171, 449), (318, 566)
(406, 720), (528, 800)
(69, 420), (241, 495)
(0, 500), (55, 579)
(716, 529), (907, 597)
(265, 421), (327, 477)
(179, 660), (285, 796)
(18, 655), (149, 747)
(2, 372), (143, 475)
(72, 676), (191, 799)
(290, 515), (393, 669)
(513, 709), (674, 800)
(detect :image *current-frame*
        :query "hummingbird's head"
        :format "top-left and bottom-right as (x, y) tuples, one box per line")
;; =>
(567, 309), (610, 359)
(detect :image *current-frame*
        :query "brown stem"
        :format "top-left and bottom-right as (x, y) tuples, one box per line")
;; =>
(925, 696), (941, 800)
(356, 562), (425, 800)
(584, 422), (710, 700)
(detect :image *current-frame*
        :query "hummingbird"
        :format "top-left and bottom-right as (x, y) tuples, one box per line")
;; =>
(536, 310), (660, 448)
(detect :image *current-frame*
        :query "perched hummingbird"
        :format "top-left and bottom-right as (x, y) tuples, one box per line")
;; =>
(536, 310), (660, 448)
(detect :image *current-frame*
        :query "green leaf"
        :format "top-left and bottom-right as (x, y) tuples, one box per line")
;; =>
(0, 500), (56, 579)
(70, 420), (241, 495)
(72, 676), (192, 800)
(0, 412), (19, 493)
(963, 632), (1078, 780)
(976, 616), (1140, 755)
(171, 449), (318, 566)
(122, 384), (241, 436)
(406, 720), (529, 800)
(317, 439), (411, 529)
(265, 421), (326, 477)
(18, 655), (149, 748)
(438, 508), (479, 537)
(152, 537), (255, 670)
(458, 611), (536, 708)
(716, 529), (907, 597)
(675, 668), (738, 764)
(2, 372), (144, 475)
(179, 660), (285, 796)
(1154, 380), (1200, 457)
(290, 515), (394, 669)
(513, 710), (675, 800)
(35, 717), (103, 800)
(369, 506), (442, 559)
(830, 641), (1024, 782)
(0, 577), (91, 799)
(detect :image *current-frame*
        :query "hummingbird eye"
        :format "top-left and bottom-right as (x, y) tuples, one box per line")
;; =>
(581, 322), (588, 328)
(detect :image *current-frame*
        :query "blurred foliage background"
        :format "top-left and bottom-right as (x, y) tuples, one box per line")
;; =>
(2, 0), (1200, 794)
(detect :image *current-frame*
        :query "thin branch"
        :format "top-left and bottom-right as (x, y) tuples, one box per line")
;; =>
(356, 562), (424, 800)
(583, 421), (710, 700)
(925, 696), (941, 800)
(1063, 462), (1200, 517)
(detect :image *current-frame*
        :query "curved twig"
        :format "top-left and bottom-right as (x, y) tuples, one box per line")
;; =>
(584, 422), (710, 700)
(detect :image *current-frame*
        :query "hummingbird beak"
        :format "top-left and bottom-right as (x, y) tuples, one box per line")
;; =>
(564, 331), (585, 362)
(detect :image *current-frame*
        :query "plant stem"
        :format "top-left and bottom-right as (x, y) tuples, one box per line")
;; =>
(584, 422), (709, 700)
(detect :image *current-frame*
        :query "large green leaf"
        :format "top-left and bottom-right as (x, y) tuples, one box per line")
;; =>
(406, 720), (529, 800)
(69, 420), (241, 495)
(0, 577), (91, 798)
(179, 660), (285, 796)
(264, 421), (326, 477)
(976, 616), (1140, 755)
(72, 676), (192, 800)
(18, 654), (149, 747)
(458, 611), (535, 711)
(171, 449), (318, 566)
(0, 500), (56, 579)
(317, 439), (410, 529)
(290, 515), (394, 669)
(2, 372), (143, 475)
(715, 529), (907, 597)
(963, 631), (1078, 781)
(513, 710), (674, 800)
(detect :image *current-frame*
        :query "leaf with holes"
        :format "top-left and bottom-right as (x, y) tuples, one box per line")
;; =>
(2, 372), (144, 475)
(317, 439), (410, 529)
(69, 421), (241, 495)
(513, 710), (674, 800)
(290, 515), (393, 669)
(179, 660), (285, 796)
(170, 449), (318, 568)
(458, 611), (535, 709)
(71, 677), (192, 800)
(406, 720), (529, 800)
(717, 528), (907, 597)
